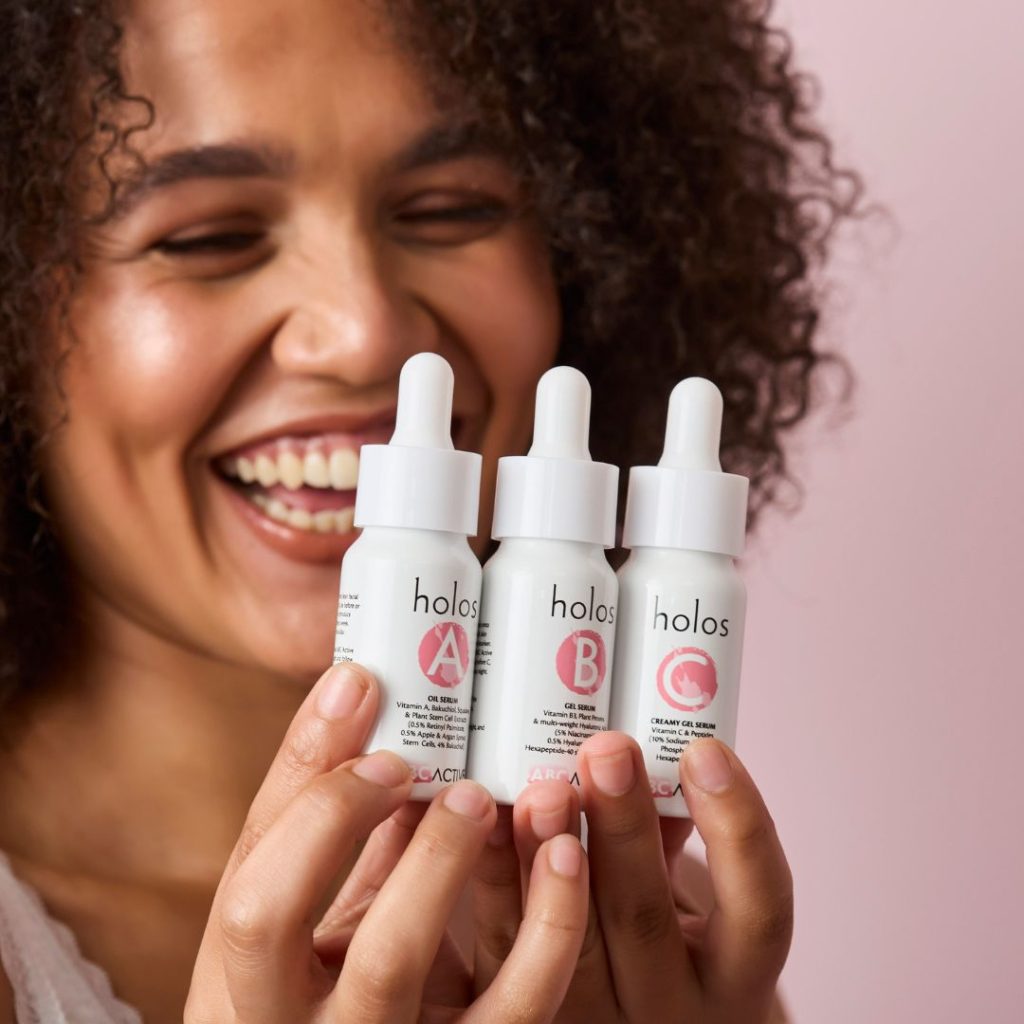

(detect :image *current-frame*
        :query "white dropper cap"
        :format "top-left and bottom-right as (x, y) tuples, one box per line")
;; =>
(622, 377), (748, 555)
(492, 366), (618, 546)
(354, 353), (482, 535)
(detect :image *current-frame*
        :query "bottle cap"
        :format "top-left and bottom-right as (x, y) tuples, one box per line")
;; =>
(354, 353), (482, 535)
(492, 366), (618, 546)
(622, 377), (748, 555)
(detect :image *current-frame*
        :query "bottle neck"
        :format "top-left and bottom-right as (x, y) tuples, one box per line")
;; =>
(493, 536), (606, 557)
(625, 545), (736, 570)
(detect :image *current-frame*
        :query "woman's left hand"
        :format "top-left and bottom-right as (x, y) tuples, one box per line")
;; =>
(471, 734), (793, 1024)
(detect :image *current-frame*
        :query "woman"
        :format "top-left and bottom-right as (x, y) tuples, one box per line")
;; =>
(0, 0), (857, 1020)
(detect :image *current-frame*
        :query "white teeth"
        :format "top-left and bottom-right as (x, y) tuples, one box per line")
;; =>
(243, 490), (355, 534)
(279, 451), (304, 491)
(256, 455), (278, 488)
(335, 506), (356, 532)
(313, 510), (336, 533)
(267, 498), (290, 522)
(223, 445), (359, 490)
(329, 449), (359, 490)
(304, 451), (330, 488)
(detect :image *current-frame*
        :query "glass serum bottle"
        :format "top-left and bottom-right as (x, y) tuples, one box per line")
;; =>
(609, 378), (750, 817)
(334, 353), (483, 799)
(467, 366), (619, 804)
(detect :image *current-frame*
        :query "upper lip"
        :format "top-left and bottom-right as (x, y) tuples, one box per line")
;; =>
(208, 406), (471, 460)
(210, 408), (399, 460)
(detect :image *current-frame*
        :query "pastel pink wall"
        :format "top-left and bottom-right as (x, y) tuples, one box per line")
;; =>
(723, 2), (1024, 1020)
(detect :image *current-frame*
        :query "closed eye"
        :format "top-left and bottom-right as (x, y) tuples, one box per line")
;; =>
(152, 230), (267, 255)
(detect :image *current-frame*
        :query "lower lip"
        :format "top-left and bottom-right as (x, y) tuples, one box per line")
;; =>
(216, 474), (359, 564)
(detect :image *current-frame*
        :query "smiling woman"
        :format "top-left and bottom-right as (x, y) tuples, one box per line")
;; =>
(0, 0), (857, 1021)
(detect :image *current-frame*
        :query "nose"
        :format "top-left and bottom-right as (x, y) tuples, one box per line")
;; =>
(271, 234), (439, 388)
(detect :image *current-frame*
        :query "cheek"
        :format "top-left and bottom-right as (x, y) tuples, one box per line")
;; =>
(61, 279), (234, 449)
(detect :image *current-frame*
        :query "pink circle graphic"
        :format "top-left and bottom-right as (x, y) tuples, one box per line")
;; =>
(555, 630), (607, 695)
(418, 622), (470, 688)
(656, 647), (717, 713)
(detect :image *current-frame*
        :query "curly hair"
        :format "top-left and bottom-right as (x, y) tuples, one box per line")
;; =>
(0, 0), (861, 709)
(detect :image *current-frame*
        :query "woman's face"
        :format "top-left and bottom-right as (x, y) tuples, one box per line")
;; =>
(42, 0), (559, 682)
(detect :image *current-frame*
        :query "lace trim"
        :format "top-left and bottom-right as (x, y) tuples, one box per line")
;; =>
(0, 849), (144, 1023)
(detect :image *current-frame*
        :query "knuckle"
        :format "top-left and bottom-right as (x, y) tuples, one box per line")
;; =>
(346, 943), (412, 1008)
(531, 902), (586, 942)
(608, 892), (676, 947)
(278, 718), (332, 782)
(414, 826), (464, 865)
(717, 809), (776, 854)
(597, 809), (655, 847)
(218, 886), (274, 967)
(739, 888), (794, 950)
(302, 770), (357, 819)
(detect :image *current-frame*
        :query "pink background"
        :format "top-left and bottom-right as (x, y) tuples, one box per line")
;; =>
(723, 1), (1024, 1020)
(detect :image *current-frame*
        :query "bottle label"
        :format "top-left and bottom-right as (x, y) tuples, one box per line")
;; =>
(612, 581), (745, 816)
(468, 574), (617, 800)
(335, 559), (480, 795)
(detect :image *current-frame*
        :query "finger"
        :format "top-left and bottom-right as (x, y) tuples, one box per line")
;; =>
(225, 663), (380, 881)
(660, 816), (703, 913)
(511, 780), (618, 1017)
(471, 806), (522, 993)
(511, 780), (580, 885)
(464, 835), (589, 1024)
(579, 731), (698, 1019)
(333, 780), (497, 1024)
(217, 751), (411, 1020)
(680, 739), (793, 1013)
(313, 801), (428, 963)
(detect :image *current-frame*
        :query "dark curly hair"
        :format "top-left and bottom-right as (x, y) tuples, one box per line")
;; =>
(0, 0), (861, 710)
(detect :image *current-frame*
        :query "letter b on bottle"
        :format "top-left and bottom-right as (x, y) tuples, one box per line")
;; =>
(556, 629), (607, 696)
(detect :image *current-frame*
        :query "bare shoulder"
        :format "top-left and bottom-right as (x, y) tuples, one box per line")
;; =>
(0, 963), (15, 1023)
(676, 851), (792, 1024)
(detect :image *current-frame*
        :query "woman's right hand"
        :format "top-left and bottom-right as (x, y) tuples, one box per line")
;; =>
(185, 663), (589, 1024)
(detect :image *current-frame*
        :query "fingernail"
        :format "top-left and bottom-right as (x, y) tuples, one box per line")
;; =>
(547, 834), (583, 878)
(526, 788), (571, 842)
(588, 748), (635, 797)
(444, 781), (493, 821)
(683, 741), (734, 794)
(352, 750), (410, 788)
(316, 665), (368, 720)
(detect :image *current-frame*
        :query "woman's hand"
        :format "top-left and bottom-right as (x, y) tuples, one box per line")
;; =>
(185, 663), (590, 1024)
(472, 733), (793, 1024)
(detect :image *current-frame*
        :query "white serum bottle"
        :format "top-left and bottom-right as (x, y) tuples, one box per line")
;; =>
(609, 378), (749, 818)
(467, 366), (619, 804)
(333, 353), (483, 799)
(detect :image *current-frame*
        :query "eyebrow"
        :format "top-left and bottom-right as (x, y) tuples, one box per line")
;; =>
(104, 119), (507, 221)
(106, 142), (294, 219)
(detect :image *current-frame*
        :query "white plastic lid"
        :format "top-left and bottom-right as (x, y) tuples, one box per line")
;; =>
(354, 353), (482, 535)
(622, 377), (748, 556)
(492, 366), (618, 546)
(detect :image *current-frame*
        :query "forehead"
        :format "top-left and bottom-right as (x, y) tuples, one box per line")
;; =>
(120, 0), (438, 159)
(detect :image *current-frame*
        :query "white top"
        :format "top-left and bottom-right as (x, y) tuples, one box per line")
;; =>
(354, 353), (481, 536)
(492, 366), (618, 546)
(0, 850), (143, 1023)
(621, 378), (748, 556)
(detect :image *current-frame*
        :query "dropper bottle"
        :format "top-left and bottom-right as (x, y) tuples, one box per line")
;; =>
(334, 353), (482, 799)
(467, 366), (619, 803)
(609, 377), (749, 817)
